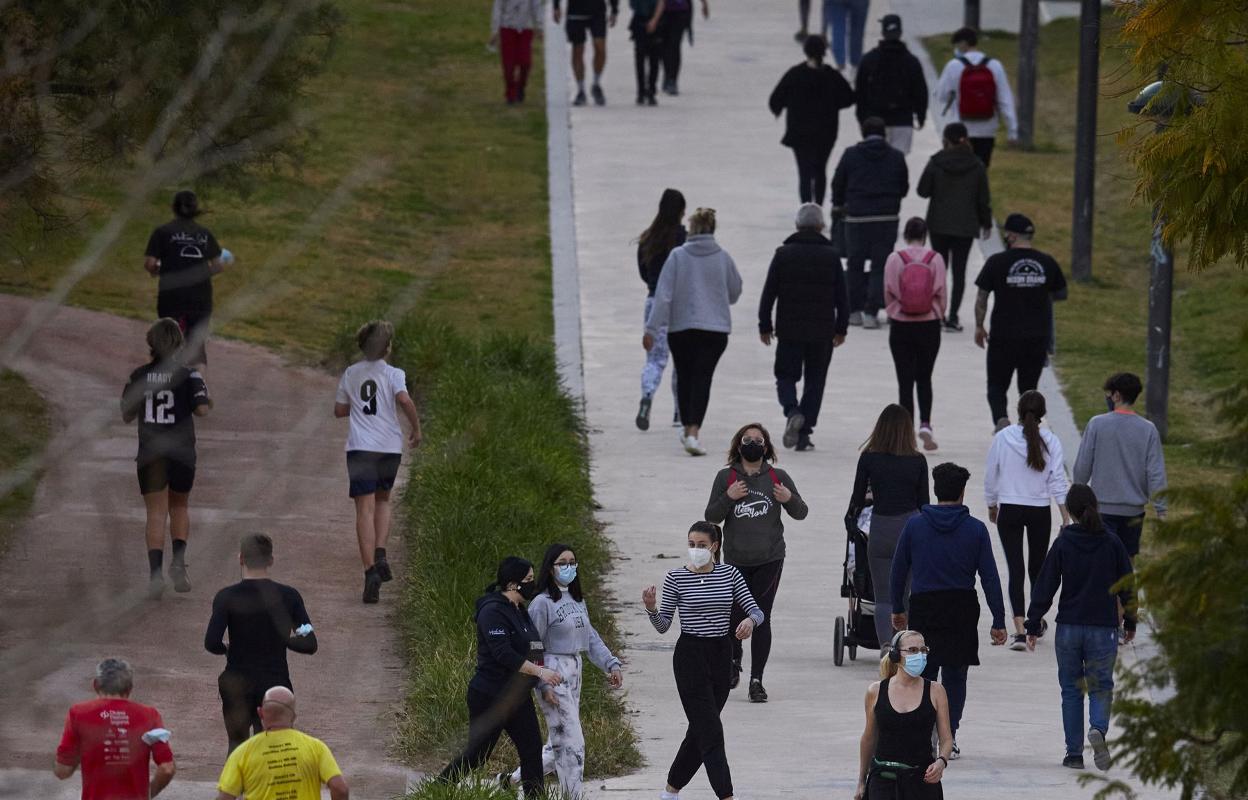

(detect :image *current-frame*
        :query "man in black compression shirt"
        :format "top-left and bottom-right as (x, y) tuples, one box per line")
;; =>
(553, 0), (618, 106)
(204, 534), (318, 753)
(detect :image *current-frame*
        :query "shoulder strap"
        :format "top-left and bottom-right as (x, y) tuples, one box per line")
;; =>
(921, 250), (937, 265)
(728, 469), (737, 485)
(957, 55), (971, 67)
(769, 468), (780, 485)
(898, 250), (912, 265)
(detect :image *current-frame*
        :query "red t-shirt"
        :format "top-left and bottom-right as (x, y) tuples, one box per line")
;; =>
(56, 698), (174, 800)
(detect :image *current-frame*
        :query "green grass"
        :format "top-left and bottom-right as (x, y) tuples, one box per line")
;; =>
(924, 16), (1248, 485)
(0, 371), (50, 553)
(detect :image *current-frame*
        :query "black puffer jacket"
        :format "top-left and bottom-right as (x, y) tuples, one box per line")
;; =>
(768, 62), (855, 149)
(917, 146), (992, 238)
(831, 137), (909, 218)
(758, 231), (850, 341)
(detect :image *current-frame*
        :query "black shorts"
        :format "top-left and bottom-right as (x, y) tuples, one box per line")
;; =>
(347, 450), (401, 497)
(137, 456), (196, 495)
(566, 2), (607, 44)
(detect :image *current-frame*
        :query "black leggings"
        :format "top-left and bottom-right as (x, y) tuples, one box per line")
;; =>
(997, 503), (1052, 618)
(632, 22), (662, 97)
(439, 685), (544, 797)
(729, 559), (784, 680)
(929, 233), (973, 323)
(888, 319), (941, 424)
(792, 141), (834, 205)
(667, 329), (728, 427)
(219, 670), (291, 754)
(669, 634), (734, 799)
(661, 9), (691, 86)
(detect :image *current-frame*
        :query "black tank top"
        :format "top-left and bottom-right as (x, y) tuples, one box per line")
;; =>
(873, 677), (936, 767)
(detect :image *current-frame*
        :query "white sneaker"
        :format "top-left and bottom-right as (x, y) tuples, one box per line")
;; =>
(660, 792), (680, 800)
(684, 436), (706, 456)
(863, 313), (881, 329)
(919, 425), (937, 451)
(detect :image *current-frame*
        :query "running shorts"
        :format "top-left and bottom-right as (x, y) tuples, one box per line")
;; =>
(137, 456), (196, 494)
(347, 450), (402, 497)
(565, 1), (608, 44)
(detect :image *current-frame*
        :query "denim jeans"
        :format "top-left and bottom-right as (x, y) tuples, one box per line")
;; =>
(845, 219), (897, 315)
(1055, 623), (1119, 757)
(1101, 513), (1144, 559)
(922, 662), (968, 733)
(821, 0), (869, 68)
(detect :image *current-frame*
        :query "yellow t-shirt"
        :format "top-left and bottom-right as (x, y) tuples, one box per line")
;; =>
(217, 728), (342, 800)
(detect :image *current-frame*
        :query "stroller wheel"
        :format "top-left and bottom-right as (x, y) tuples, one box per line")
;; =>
(834, 617), (846, 667)
(849, 642), (858, 661)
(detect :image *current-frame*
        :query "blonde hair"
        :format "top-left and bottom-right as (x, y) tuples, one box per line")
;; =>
(147, 318), (184, 361)
(878, 630), (923, 679)
(356, 320), (394, 361)
(688, 207), (717, 235)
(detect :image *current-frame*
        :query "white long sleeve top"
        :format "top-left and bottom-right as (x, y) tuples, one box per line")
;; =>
(935, 50), (1019, 140)
(492, 0), (543, 33)
(984, 424), (1069, 508)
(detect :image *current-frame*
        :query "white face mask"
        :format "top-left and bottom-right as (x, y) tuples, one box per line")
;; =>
(688, 547), (713, 568)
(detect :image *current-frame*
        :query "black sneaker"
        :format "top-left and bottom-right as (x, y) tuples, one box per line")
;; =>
(646, 93), (658, 106)
(636, 396), (652, 430)
(363, 568), (381, 604)
(793, 29), (808, 42)
(1036, 618), (1049, 638)
(169, 561), (192, 593)
(729, 659), (742, 690)
(517, 87), (525, 103)
(573, 90), (587, 106)
(147, 572), (165, 599)
(1088, 727), (1111, 771)
(950, 739), (960, 760)
(591, 84), (606, 106)
(796, 436), (815, 452)
(783, 412), (805, 449)
(636, 94), (645, 105)
(375, 557), (393, 583)
(1062, 754), (1085, 769)
(662, 79), (677, 96)
(748, 678), (768, 703)
(1009, 633), (1027, 651)
(943, 318), (963, 332)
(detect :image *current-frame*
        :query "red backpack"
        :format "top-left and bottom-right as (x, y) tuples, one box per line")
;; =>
(957, 56), (997, 120)
(898, 250), (937, 315)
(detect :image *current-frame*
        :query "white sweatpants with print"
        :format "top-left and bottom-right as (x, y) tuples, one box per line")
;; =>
(510, 653), (586, 797)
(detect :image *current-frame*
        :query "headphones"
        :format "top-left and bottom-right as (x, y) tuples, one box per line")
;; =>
(888, 629), (910, 664)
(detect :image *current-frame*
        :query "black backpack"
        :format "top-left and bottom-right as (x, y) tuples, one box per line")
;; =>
(865, 49), (911, 115)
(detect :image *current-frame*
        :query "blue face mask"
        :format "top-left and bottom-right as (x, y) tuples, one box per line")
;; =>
(902, 652), (927, 677)
(556, 565), (578, 586)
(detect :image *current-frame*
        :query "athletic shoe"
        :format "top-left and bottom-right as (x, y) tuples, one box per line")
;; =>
(794, 29), (808, 42)
(517, 87), (525, 103)
(783, 412), (805, 449)
(494, 772), (513, 789)
(1035, 618), (1049, 638)
(1062, 754), (1085, 770)
(636, 396), (652, 431)
(169, 561), (192, 593)
(994, 417), (1011, 433)
(662, 79), (678, 96)
(683, 436), (706, 456)
(848, 311), (864, 326)
(950, 740), (960, 760)
(918, 425), (937, 451)
(646, 93), (658, 106)
(729, 659), (742, 690)
(863, 314), (881, 330)
(660, 792), (680, 800)
(573, 90), (588, 106)
(796, 436), (815, 452)
(748, 678), (768, 703)
(1088, 728), (1111, 771)
(591, 84), (606, 106)
(1009, 633), (1027, 651)
(672, 410), (682, 427)
(363, 568), (381, 604)
(636, 94), (645, 106)
(375, 557), (393, 583)
(147, 572), (165, 599)
(943, 318), (963, 332)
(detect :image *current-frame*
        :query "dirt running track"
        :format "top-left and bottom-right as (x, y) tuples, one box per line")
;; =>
(0, 295), (411, 799)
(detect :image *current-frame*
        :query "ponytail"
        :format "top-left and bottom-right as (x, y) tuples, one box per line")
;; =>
(1017, 390), (1049, 471)
(1066, 484), (1103, 533)
(688, 521), (723, 563)
(485, 555), (533, 593)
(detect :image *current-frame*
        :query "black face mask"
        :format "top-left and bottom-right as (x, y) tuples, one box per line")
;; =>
(740, 442), (766, 462)
(518, 581), (539, 601)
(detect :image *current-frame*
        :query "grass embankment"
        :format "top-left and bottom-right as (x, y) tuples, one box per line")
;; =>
(924, 15), (1247, 485)
(0, 0), (639, 790)
(0, 371), (50, 554)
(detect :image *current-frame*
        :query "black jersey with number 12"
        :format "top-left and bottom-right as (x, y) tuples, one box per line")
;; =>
(121, 362), (211, 463)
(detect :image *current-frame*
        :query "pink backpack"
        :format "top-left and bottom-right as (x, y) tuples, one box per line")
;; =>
(898, 250), (937, 315)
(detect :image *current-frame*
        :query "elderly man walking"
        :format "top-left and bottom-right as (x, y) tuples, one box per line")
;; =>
(757, 203), (850, 451)
(216, 686), (349, 800)
(890, 462), (1008, 759)
(55, 658), (177, 800)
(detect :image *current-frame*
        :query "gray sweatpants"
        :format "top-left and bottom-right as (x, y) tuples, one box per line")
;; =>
(510, 653), (586, 797)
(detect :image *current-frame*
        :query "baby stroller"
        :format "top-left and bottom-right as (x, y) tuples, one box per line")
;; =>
(835, 507), (881, 666)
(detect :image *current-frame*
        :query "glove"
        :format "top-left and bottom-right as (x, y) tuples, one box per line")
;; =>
(295, 624), (313, 637)
(141, 728), (171, 745)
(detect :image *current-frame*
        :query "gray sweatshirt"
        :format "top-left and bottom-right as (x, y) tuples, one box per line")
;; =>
(645, 234), (743, 338)
(1073, 410), (1167, 516)
(527, 591), (621, 672)
(705, 462), (809, 566)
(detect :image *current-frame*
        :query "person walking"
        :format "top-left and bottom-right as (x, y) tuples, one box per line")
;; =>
(1025, 484), (1136, 771)
(794, 0), (811, 42)
(438, 557), (562, 797)
(636, 189), (687, 432)
(121, 318), (213, 596)
(768, 35), (855, 206)
(757, 203), (850, 450)
(554, 0), (618, 106)
(659, 0), (707, 96)
(643, 521), (763, 800)
(854, 15), (927, 154)
(215, 687), (349, 800)
(644, 208), (742, 456)
(334, 320), (422, 604)
(822, 0), (870, 73)
(916, 122), (992, 332)
(973, 213), (1067, 430)
(854, 630), (953, 800)
(889, 462), (1008, 755)
(705, 424), (808, 701)
(142, 190), (227, 367)
(504, 543), (623, 796)
(845, 404), (930, 648)
(630, 0), (665, 106)
(55, 658), (177, 800)
(884, 218), (946, 450)
(204, 533), (318, 754)
(935, 27), (1018, 167)
(985, 390), (1071, 650)
(832, 116), (909, 329)
(1072, 372), (1168, 561)
(490, 0), (543, 104)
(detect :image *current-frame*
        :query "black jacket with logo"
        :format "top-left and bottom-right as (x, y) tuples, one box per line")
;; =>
(470, 592), (541, 695)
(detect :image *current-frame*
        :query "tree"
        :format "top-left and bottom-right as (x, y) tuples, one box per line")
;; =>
(0, 0), (341, 233)
(1116, 1), (1248, 271)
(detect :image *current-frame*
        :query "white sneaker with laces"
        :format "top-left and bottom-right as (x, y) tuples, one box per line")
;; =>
(684, 436), (706, 456)
(919, 425), (937, 451)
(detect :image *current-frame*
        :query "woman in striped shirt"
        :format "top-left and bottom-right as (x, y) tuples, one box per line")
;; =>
(642, 521), (763, 800)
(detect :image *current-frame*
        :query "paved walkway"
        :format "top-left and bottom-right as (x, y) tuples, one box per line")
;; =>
(559, 1), (1174, 798)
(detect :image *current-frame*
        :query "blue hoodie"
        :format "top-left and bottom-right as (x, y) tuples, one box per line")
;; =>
(890, 503), (1006, 629)
(1025, 523), (1136, 634)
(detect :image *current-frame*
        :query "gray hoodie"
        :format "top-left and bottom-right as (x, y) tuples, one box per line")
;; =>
(705, 463), (808, 566)
(526, 591), (620, 672)
(1073, 410), (1167, 517)
(645, 234), (743, 338)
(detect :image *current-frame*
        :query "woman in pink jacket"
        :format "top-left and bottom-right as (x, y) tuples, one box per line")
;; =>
(884, 217), (946, 451)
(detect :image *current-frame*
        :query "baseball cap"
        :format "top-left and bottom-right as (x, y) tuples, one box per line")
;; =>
(881, 14), (902, 35)
(1003, 213), (1036, 236)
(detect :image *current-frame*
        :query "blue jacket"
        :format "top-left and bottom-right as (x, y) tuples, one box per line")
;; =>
(1025, 524), (1136, 634)
(890, 503), (1006, 629)
(831, 136), (909, 218)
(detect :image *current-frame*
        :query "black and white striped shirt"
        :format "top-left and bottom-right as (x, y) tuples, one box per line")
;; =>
(648, 563), (764, 637)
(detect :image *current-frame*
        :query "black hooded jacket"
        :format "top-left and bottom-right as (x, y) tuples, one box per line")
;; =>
(757, 230), (850, 341)
(854, 39), (929, 126)
(917, 146), (992, 238)
(831, 137), (909, 218)
(1025, 524), (1136, 634)
(768, 62), (855, 149)
(470, 592), (541, 695)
